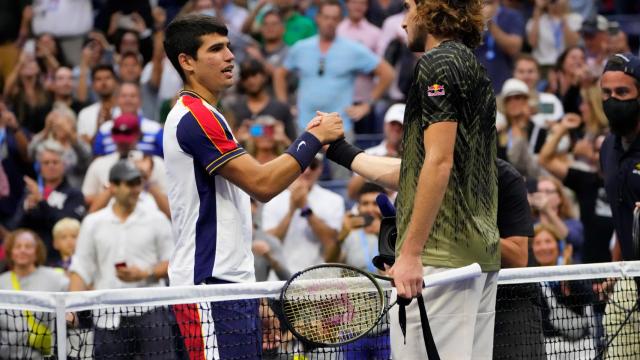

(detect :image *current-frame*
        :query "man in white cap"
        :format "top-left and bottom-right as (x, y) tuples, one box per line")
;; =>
(497, 78), (545, 179)
(347, 103), (404, 199)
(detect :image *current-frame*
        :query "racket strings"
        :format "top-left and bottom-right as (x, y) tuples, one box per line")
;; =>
(282, 267), (384, 344)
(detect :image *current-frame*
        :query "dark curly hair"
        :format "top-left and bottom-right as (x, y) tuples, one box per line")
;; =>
(414, 0), (484, 49)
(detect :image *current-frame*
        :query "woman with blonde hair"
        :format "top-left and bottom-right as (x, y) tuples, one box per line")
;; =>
(530, 175), (584, 263)
(0, 229), (68, 359)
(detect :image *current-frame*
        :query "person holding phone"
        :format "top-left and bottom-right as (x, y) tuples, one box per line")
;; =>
(335, 182), (385, 272)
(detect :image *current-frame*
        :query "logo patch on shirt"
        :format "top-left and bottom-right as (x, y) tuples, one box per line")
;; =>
(427, 84), (445, 97)
(633, 163), (640, 176)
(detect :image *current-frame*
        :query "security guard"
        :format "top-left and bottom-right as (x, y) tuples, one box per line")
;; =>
(600, 53), (640, 261)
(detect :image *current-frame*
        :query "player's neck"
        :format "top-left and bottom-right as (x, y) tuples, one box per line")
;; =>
(184, 83), (219, 106)
(425, 35), (450, 51)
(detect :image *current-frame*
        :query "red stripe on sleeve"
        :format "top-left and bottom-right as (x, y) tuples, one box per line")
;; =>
(182, 95), (238, 154)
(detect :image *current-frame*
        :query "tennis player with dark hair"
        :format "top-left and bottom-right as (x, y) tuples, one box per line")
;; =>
(162, 14), (344, 359)
(322, 0), (500, 357)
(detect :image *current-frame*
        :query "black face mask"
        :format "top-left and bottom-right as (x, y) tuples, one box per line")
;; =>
(603, 97), (640, 137)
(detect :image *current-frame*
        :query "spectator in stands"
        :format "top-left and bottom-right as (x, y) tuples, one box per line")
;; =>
(0, 229), (68, 359)
(365, 0), (403, 28)
(0, 99), (29, 241)
(338, 0), (383, 134)
(539, 115), (613, 264)
(275, 0), (317, 46)
(35, 33), (67, 83)
(9, 140), (86, 264)
(96, 0), (154, 49)
(83, 113), (169, 217)
(526, 0), (582, 74)
(493, 158), (547, 359)
(117, 51), (161, 121)
(50, 66), (87, 115)
(139, 9), (183, 123)
(93, 82), (164, 157)
(608, 26), (631, 55)
(3, 52), (52, 134)
(27, 106), (92, 188)
(77, 65), (119, 144)
(29, 0), (94, 67)
(580, 15), (610, 80)
(69, 160), (174, 358)
(52, 217), (80, 272)
(245, 9), (289, 77)
(0, 1), (30, 87)
(229, 59), (296, 140)
(237, 115), (291, 164)
(477, 0), (525, 92)
(262, 154), (345, 273)
(273, 0), (394, 137)
(530, 175), (584, 263)
(513, 54), (565, 130)
(533, 225), (597, 358)
(548, 46), (589, 114)
(74, 31), (116, 104)
(336, 182), (385, 272)
(377, 11), (415, 103)
(347, 103), (404, 199)
(497, 78), (544, 179)
(251, 198), (290, 281)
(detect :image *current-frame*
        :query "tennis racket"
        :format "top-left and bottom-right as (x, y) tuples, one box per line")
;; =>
(279, 262), (481, 347)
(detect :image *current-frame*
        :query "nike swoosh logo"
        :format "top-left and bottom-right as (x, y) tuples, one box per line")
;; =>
(297, 141), (306, 151)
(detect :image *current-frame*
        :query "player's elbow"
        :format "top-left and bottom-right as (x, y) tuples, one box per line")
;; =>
(250, 185), (279, 203)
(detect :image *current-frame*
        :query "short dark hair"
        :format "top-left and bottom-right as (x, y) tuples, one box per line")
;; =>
(164, 14), (229, 82)
(318, 0), (343, 16)
(92, 64), (117, 81)
(120, 50), (143, 65)
(358, 182), (385, 198)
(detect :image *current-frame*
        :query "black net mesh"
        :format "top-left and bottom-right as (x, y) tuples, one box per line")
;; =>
(1, 276), (639, 359)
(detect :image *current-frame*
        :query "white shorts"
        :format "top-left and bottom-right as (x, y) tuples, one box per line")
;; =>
(390, 266), (498, 360)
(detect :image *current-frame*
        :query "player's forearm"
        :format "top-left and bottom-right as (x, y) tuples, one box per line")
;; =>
(500, 236), (528, 268)
(351, 153), (400, 191)
(400, 158), (452, 257)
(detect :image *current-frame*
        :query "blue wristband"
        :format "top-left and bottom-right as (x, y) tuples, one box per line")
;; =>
(285, 132), (323, 171)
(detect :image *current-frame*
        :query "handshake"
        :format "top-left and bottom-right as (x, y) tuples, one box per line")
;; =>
(305, 111), (345, 145)
(296, 111), (363, 171)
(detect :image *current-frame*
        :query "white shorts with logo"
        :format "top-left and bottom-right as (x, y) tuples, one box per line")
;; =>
(390, 266), (498, 360)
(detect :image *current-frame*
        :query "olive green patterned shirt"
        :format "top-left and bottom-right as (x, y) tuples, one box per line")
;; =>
(395, 40), (500, 272)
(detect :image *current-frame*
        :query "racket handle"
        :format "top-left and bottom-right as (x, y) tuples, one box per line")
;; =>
(376, 193), (396, 217)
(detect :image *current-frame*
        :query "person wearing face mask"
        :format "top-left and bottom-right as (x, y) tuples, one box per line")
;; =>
(598, 53), (640, 356)
(599, 53), (640, 263)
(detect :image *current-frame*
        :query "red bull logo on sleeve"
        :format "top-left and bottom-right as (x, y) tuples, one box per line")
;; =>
(427, 84), (445, 97)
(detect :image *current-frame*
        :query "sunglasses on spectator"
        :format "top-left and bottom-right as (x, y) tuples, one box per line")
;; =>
(318, 58), (326, 77)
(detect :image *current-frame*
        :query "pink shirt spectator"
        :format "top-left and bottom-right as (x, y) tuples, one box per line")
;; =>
(337, 19), (382, 103)
(376, 12), (407, 57)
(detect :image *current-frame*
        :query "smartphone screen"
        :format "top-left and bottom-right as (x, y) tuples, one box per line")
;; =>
(538, 102), (555, 115)
(250, 124), (264, 137)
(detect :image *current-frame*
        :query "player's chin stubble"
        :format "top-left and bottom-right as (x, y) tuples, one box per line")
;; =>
(408, 27), (428, 52)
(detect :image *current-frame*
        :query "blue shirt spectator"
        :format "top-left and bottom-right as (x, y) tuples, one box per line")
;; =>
(282, 35), (379, 132)
(476, 2), (525, 92)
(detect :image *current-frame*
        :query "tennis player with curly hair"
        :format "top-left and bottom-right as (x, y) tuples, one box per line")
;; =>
(323, 0), (500, 357)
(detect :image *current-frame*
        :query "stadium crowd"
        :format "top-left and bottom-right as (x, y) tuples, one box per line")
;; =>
(0, 0), (639, 358)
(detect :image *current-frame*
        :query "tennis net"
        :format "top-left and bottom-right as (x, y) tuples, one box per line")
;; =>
(0, 262), (638, 359)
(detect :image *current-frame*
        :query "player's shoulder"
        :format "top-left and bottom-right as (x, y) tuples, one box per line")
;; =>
(418, 41), (475, 74)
